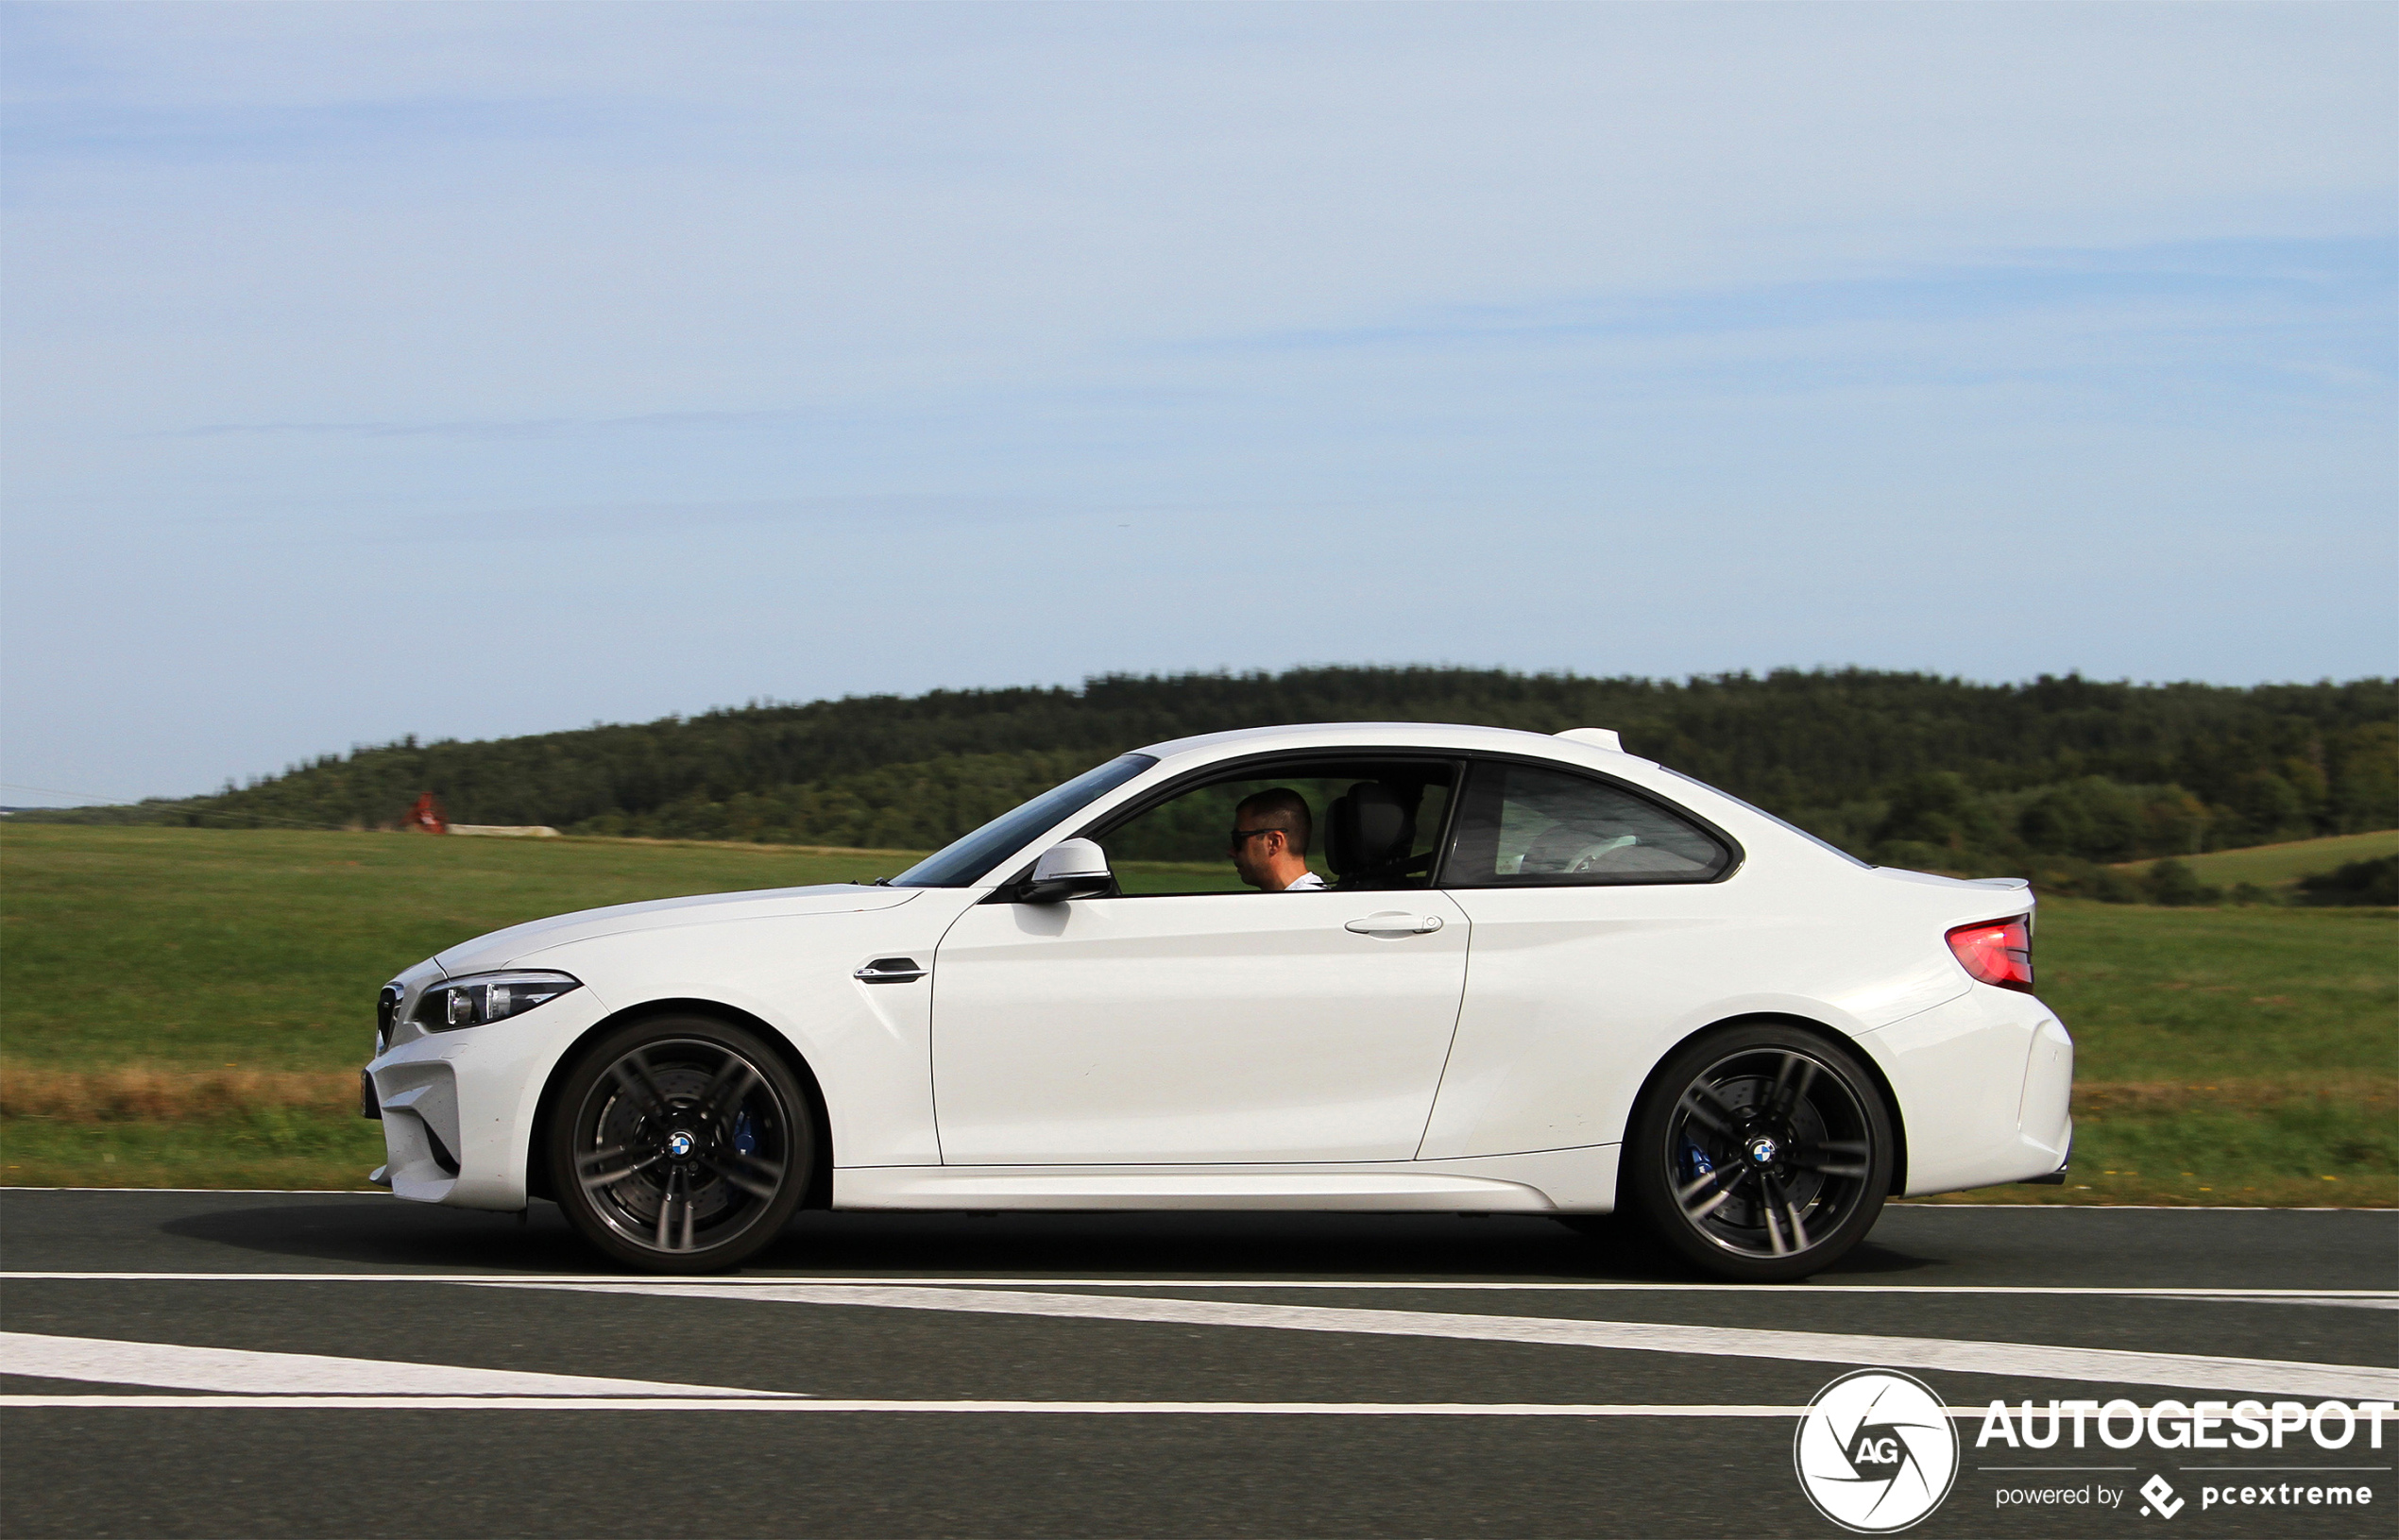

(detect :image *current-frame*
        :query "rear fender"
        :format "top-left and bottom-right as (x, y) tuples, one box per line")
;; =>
(1616, 1012), (1911, 1204)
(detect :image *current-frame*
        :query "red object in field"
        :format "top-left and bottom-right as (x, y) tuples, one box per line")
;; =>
(405, 793), (448, 835)
(1947, 916), (2034, 992)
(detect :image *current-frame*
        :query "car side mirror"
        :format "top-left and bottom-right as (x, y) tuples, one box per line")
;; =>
(1020, 838), (1114, 904)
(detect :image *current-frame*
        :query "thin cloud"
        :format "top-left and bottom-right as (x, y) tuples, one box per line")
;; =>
(172, 407), (812, 440)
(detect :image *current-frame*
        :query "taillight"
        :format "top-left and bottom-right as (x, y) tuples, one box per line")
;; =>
(1948, 916), (2034, 992)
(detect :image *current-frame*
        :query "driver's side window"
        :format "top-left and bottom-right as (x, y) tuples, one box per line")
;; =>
(1090, 759), (1458, 896)
(1443, 760), (1732, 886)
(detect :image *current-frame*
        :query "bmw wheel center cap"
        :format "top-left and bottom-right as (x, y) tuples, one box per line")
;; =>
(666, 1129), (696, 1159)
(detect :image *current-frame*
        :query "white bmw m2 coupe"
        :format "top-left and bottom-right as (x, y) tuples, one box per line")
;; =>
(364, 722), (2073, 1280)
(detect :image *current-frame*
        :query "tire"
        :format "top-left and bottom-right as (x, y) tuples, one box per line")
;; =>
(1621, 1022), (1895, 1282)
(547, 1015), (813, 1273)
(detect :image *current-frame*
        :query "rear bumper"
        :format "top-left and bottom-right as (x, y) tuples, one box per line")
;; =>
(2017, 1126), (2073, 1185)
(1858, 987), (2075, 1195)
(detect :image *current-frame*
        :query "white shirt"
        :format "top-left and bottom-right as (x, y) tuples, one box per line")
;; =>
(1282, 871), (1326, 891)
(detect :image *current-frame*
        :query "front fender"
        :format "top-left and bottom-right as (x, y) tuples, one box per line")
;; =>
(515, 894), (972, 1168)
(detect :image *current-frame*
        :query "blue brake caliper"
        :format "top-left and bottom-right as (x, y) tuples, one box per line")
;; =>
(1681, 1141), (1715, 1184)
(732, 1111), (757, 1157)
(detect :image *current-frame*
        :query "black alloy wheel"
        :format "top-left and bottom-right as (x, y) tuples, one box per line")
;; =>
(1622, 1022), (1894, 1282)
(549, 1016), (812, 1272)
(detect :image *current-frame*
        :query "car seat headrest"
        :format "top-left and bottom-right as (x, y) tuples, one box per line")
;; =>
(1327, 783), (1416, 883)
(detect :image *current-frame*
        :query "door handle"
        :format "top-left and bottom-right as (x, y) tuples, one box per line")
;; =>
(1345, 913), (1444, 936)
(854, 957), (927, 984)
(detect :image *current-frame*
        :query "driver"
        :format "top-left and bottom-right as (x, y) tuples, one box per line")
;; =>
(1230, 788), (1324, 891)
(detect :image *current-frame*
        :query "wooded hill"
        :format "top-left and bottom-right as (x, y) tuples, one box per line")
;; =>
(35, 668), (2398, 886)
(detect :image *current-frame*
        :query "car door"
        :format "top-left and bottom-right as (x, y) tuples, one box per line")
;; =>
(929, 756), (1472, 1165)
(1416, 755), (1745, 1159)
(930, 888), (1471, 1163)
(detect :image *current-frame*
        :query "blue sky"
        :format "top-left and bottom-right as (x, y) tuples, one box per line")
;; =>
(2, 3), (2392, 804)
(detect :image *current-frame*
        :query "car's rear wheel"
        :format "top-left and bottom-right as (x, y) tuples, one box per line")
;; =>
(1622, 1022), (1894, 1282)
(549, 1016), (811, 1272)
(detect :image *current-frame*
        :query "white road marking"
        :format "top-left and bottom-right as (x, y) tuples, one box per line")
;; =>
(2184, 1295), (2399, 1312)
(6, 1272), (2391, 1300)
(0, 1395), (1813, 1414)
(485, 1282), (2399, 1401)
(0, 1332), (793, 1398)
(0, 1396), (2333, 1417)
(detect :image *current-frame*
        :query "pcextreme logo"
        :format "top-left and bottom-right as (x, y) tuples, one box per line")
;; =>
(1794, 1370), (1962, 1533)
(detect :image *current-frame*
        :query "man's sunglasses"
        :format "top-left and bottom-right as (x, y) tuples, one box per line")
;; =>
(1228, 826), (1286, 845)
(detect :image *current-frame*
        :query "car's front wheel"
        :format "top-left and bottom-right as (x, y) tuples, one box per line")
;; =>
(548, 1016), (812, 1272)
(1621, 1022), (1895, 1282)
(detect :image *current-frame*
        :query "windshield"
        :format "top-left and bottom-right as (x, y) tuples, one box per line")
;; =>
(889, 753), (1159, 888)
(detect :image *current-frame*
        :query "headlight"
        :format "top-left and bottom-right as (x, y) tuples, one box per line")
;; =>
(416, 971), (583, 1031)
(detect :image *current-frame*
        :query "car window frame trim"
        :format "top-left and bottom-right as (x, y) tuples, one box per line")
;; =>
(981, 747), (1472, 903)
(1432, 751), (1747, 889)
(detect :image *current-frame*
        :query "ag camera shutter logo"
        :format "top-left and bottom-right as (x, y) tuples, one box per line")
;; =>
(1794, 1370), (1961, 1532)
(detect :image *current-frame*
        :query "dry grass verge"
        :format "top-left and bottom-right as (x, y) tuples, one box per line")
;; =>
(0, 1063), (357, 1121)
(2071, 1075), (2395, 1115)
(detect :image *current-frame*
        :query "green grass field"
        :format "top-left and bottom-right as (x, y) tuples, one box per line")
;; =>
(2121, 829), (2399, 889)
(4, 824), (2391, 1205)
(0, 826), (917, 1073)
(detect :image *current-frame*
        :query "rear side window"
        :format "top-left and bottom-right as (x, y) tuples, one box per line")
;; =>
(1441, 760), (1734, 887)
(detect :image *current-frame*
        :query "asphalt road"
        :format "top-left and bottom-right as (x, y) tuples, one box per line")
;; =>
(2, 1191), (2392, 1538)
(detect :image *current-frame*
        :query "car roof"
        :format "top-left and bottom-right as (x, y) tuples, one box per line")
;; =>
(1133, 720), (1656, 773)
(1114, 721), (1909, 891)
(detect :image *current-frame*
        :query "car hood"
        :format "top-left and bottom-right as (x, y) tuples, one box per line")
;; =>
(434, 884), (924, 977)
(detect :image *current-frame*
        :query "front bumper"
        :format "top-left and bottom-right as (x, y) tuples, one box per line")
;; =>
(365, 984), (612, 1210)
